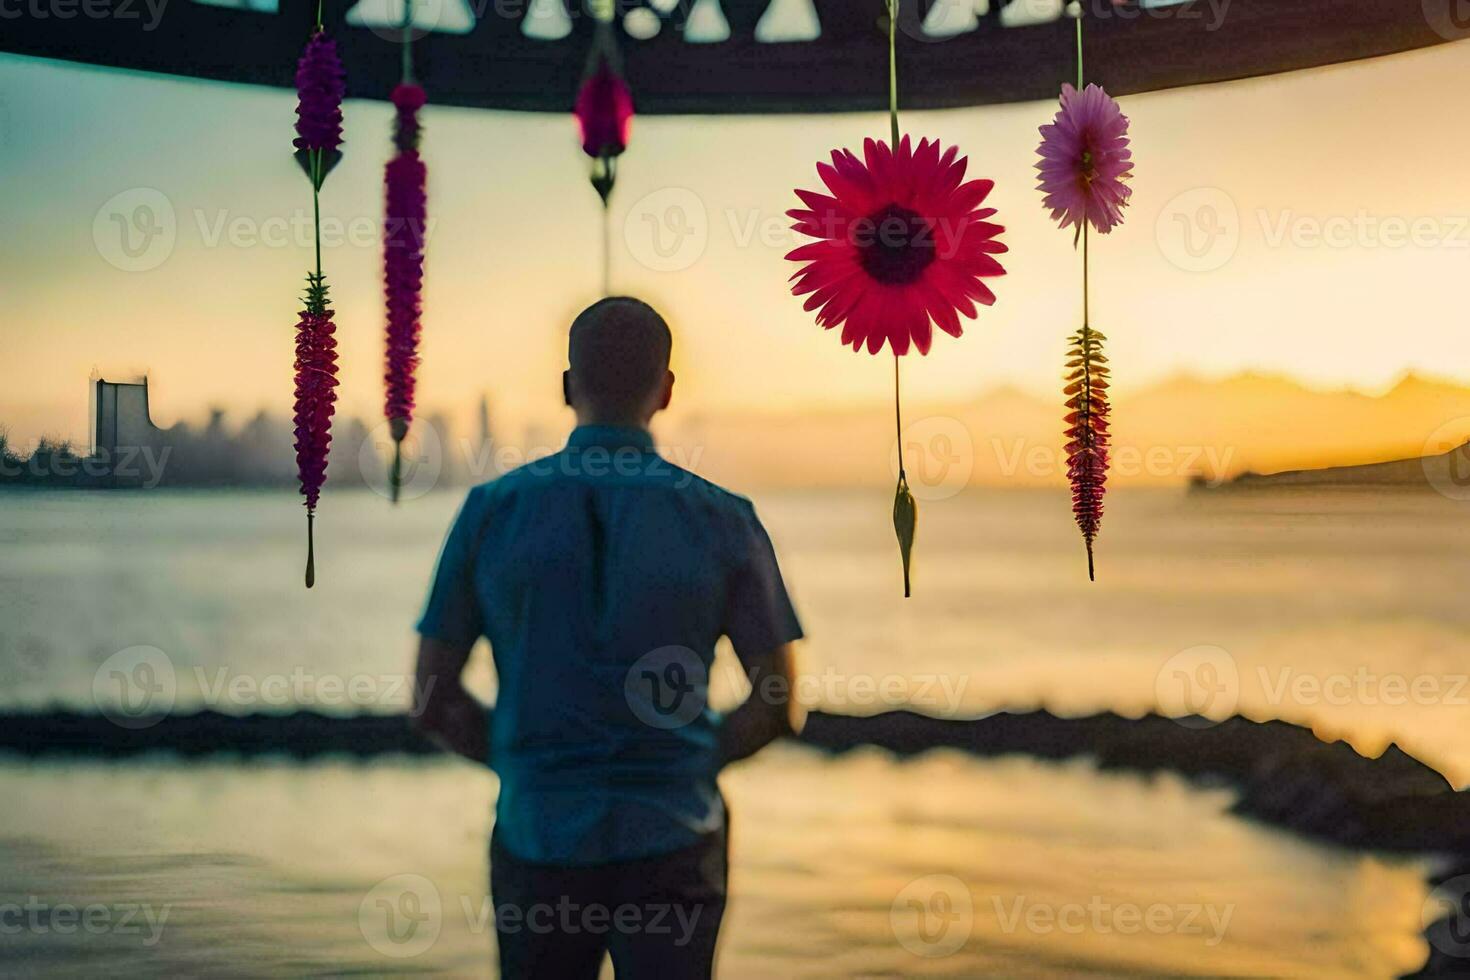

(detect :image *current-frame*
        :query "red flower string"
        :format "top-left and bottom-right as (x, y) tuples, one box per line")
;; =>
(291, 20), (344, 587)
(1064, 324), (1108, 581)
(574, 31), (633, 294)
(1039, 12), (1131, 580)
(384, 83), (427, 502)
(294, 282), (338, 583)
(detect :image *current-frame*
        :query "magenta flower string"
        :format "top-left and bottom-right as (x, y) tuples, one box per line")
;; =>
(294, 289), (339, 587)
(294, 31), (345, 162)
(383, 82), (427, 502)
(292, 19), (345, 587)
(574, 21), (634, 294)
(1037, 14), (1132, 581)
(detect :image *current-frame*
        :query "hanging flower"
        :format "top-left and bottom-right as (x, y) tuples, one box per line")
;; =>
(574, 58), (633, 160)
(390, 81), (425, 152)
(786, 135), (1007, 356)
(1064, 325), (1109, 581)
(575, 55), (633, 208)
(384, 83), (428, 500)
(295, 282), (339, 514)
(291, 26), (344, 586)
(294, 275), (339, 588)
(1036, 83), (1132, 238)
(293, 31), (346, 157)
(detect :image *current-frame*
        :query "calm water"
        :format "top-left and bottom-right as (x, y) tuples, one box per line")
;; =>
(3, 486), (1466, 977)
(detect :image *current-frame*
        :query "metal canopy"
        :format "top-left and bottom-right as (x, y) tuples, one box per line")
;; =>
(2, 0), (1457, 113)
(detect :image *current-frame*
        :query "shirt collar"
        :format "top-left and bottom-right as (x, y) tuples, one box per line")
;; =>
(567, 424), (656, 452)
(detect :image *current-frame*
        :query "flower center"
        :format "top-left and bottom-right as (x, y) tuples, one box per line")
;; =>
(1080, 149), (1097, 184)
(856, 204), (936, 285)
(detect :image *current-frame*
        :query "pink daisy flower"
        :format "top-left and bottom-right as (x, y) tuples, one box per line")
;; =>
(1036, 83), (1133, 237)
(786, 135), (1007, 357)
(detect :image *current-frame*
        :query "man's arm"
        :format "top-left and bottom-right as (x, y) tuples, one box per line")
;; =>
(411, 636), (491, 767)
(717, 642), (803, 768)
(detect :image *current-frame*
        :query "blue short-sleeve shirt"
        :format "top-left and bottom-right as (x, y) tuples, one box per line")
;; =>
(417, 424), (803, 866)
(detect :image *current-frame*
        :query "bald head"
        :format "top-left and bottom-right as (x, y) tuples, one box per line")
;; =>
(564, 297), (674, 425)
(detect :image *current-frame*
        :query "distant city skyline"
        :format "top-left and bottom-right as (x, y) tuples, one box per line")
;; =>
(7, 367), (1469, 490)
(4, 40), (1470, 454)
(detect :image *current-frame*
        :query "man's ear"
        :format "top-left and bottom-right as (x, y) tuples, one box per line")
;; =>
(659, 370), (675, 411)
(562, 370), (573, 408)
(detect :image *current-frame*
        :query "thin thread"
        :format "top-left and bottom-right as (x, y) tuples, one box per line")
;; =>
(1077, 9), (1096, 581)
(894, 355), (904, 478)
(888, 0), (900, 147)
(312, 152), (322, 276)
(889, 0), (903, 474)
(1075, 6), (1084, 89)
(401, 0), (413, 83)
(602, 203), (611, 296)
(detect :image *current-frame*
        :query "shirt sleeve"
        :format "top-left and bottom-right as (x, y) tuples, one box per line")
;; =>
(416, 487), (487, 648)
(723, 502), (804, 663)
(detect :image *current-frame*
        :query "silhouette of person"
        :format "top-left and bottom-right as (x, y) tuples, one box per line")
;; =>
(412, 296), (803, 979)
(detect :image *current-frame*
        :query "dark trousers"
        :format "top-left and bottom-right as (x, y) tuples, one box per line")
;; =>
(490, 826), (728, 980)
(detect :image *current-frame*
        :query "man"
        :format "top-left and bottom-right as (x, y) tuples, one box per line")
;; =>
(411, 296), (804, 979)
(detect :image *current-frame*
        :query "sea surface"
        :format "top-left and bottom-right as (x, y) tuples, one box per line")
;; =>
(3, 485), (1467, 977)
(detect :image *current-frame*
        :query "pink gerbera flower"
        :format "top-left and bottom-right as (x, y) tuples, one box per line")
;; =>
(786, 135), (1007, 356)
(1036, 83), (1133, 237)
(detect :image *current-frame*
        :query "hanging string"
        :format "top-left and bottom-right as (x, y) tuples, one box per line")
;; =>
(888, 0), (903, 480)
(306, 74), (324, 586)
(602, 203), (612, 296)
(401, 0), (413, 82)
(888, 0), (900, 149)
(591, 4), (616, 296)
(1075, 6), (1098, 581)
(1077, 8), (1088, 349)
(886, 0), (916, 598)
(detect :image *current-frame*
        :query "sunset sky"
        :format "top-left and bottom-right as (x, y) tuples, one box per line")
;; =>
(3, 37), (1469, 451)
